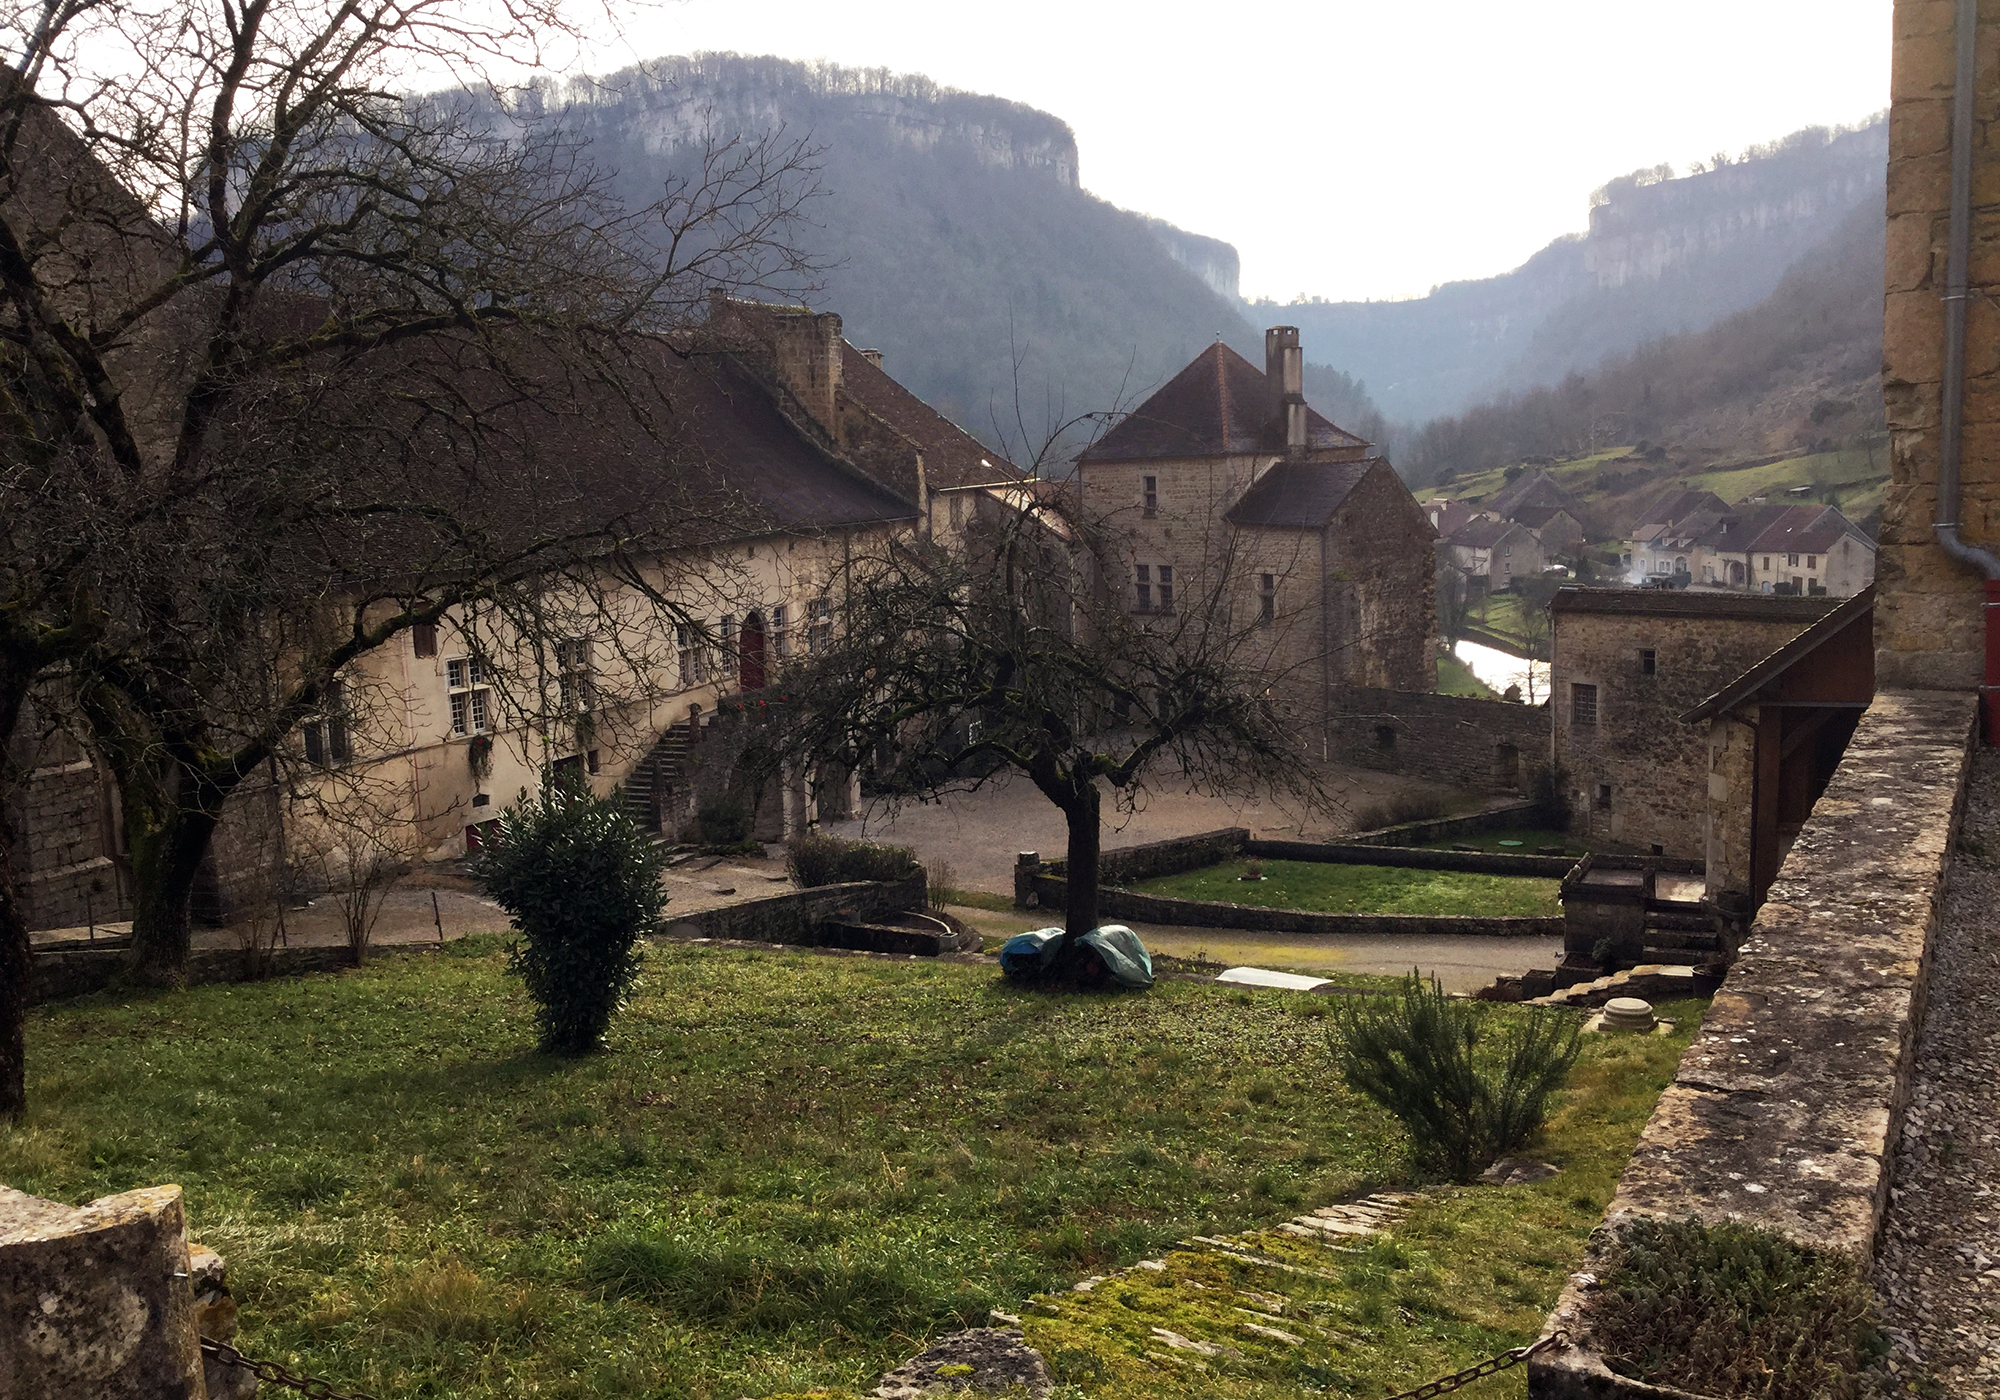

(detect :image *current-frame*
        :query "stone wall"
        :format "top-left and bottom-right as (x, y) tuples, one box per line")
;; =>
(30, 942), (360, 1005)
(663, 870), (927, 946)
(1877, 0), (2000, 690)
(1326, 687), (1551, 794)
(1081, 885), (1562, 940)
(1327, 464), (1439, 693)
(1529, 690), (1976, 1396)
(1341, 799), (1541, 846)
(1551, 592), (1837, 860)
(3, 699), (129, 932)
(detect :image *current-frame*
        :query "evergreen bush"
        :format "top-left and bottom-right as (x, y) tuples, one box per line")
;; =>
(697, 796), (753, 844)
(472, 771), (668, 1054)
(1330, 973), (1581, 1181)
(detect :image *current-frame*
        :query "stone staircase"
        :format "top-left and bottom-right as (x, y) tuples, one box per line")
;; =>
(1640, 904), (1723, 961)
(1533, 963), (1703, 1008)
(623, 723), (690, 836)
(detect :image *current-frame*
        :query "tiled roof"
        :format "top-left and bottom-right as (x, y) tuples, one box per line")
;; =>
(1444, 516), (1522, 549)
(1745, 504), (1872, 555)
(838, 343), (1022, 489)
(1487, 470), (1585, 520)
(1223, 457), (1381, 528)
(1080, 343), (1370, 462)
(1550, 586), (1841, 622)
(1509, 504), (1577, 530)
(1635, 487), (1729, 530)
(1425, 498), (1481, 538)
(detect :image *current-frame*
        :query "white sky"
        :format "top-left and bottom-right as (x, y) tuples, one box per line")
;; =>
(547, 0), (1892, 303)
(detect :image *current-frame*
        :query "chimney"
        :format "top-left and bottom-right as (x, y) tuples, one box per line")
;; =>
(1264, 325), (1306, 454)
(858, 348), (883, 368)
(708, 294), (843, 436)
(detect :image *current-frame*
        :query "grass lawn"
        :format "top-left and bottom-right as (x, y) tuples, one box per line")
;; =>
(1437, 652), (1497, 698)
(1134, 859), (1561, 919)
(1465, 592), (1529, 647)
(0, 940), (1693, 1399)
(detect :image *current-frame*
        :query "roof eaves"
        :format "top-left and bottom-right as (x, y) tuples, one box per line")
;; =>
(1681, 586), (1876, 723)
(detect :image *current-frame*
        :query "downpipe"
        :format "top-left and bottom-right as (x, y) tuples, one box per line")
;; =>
(1936, 0), (2000, 740)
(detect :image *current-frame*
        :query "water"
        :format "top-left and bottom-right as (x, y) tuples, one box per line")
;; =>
(1453, 638), (1550, 704)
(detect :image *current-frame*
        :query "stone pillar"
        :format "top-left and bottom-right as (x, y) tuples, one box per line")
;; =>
(1014, 851), (1041, 910)
(1, 1183), (207, 1399)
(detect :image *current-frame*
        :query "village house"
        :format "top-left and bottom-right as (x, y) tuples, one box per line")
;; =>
(1442, 516), (1546, 593)
(5, 297), (1028, 928)
(1075, 328), (1436, 723)
(1627, 487), (1876, 595)
(1549, 587), (1842, 860)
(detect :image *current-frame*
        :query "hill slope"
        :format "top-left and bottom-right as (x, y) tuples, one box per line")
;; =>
(507, 54), (1382, 455)
(1255, 122), (1887, 424)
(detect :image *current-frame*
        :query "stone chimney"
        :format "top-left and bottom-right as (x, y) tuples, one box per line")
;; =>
(858, 348), (884, 368)
(708, 292), (844, 436)
(1265, 325), (1306, 455)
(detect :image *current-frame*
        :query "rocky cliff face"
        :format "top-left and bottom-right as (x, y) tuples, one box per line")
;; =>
(1263, 121), (1887, 425)
(1141, 216), (1242, 300)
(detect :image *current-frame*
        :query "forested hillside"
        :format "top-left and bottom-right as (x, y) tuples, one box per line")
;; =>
(1403, 195), (1886, 489)
(1254, 122), (1887, 425)
(494, 54), (1382, 455)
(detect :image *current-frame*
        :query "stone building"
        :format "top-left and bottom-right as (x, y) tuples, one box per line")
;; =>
(1442, 516), (1546, 592)
(1629, 491), (1876, 596)
(1683, 588), (1875, 905)
(1549, 588), (1841, 858)
(1075, 328), (1436, 724)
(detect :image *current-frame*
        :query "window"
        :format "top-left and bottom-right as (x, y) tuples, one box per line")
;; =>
(1258, 573), (1276, 624)
(1374, 724), (1397, 751)
(720, 615), (739, 678)
(302, 680), (351, 766)
(1142, 475), (1158, 517)
(772, 603), (791, 659)
(412, 622), (438, 659)
(1596, 783), (1612, 810)
(1135, 563), (1152, 612)
(1157, 565), (1175, 614)
(1640, 649), (1656, 676)
(447, 657), (490, 735)
(1788, 553), (1800, 567)
(553, 753), (584, 777)
(1762, 556), (1772, 571)
(1571, 682), (1599, 728)
(676, 625), (707, 687)
(1807, 554), (1817, 569)
(556, 638), (592, 712)
(808, 597), (832, 654)
(949, 494), (964, 528)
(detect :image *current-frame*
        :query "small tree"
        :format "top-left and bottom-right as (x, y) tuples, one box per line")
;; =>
(472, 772), (667, 1054)
(769, 493), (1330, 977)
(1331, 973), (1582, 1182)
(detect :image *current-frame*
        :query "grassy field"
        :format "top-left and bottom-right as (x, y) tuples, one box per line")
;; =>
(1, 939), (1694, 1400)
(1134, 859), (1561, 919)
(1466, 593), (1531, 648)
(1437, 652), (1498, 698)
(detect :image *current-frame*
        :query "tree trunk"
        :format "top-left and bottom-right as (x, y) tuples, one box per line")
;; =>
(0, 805), (28, 1121)
(126, 805), (219, 988)
(1060, 783), (1102, 943)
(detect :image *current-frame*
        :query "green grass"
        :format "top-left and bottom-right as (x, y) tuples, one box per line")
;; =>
(1134, 859), (1561, 918)
(1016, 1002), (1706, 1398)
(0, 941), (1696, 1399)
(1437, 652), (1498, 699)
(1466, 592), (1530, 647)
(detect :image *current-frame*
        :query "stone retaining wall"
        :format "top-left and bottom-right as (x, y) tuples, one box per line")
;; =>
(1327, 686), (1552, 793)
(1529, 689), (1978, 1397)
(664, 870), (927, 946)
(1340, 800), (1541, 846)
(1244, 838), (1576, 878)
(1091, 886), (1564, 939)
(30, 943), (359, 1006)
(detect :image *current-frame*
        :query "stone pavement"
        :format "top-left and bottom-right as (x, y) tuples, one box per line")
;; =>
(1872, 747), (2000, 1398)
(821, 765), (1468, 895)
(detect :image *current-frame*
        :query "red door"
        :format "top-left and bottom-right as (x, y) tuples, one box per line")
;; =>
(739, 613), (767, 690)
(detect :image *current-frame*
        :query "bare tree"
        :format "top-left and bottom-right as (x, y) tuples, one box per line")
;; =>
(766, 492), (1332, 976)
(0, 0), (816, 1112)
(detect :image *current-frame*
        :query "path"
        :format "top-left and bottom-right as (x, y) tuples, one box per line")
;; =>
(822, 765), (1474, 896)
(1872, 748), (2000, 1397)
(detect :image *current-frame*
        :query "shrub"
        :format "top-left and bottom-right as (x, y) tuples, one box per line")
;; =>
(785, 832), (919, 888)
(696, 796), (752, 844)
(1589, 1217), (1886, 1400)
(471, 771), (667, 1054)
(1351, 791), (1451, 833)
(1330, 972), (1581, 1181)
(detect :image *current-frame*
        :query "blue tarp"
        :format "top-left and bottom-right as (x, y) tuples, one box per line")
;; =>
(999, 925), (1154, 989)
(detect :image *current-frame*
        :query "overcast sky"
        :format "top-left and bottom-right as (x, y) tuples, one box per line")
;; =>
(556, 0), (1893, 304)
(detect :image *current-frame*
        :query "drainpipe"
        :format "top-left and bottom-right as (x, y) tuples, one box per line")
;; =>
(1935, 0), (2000, 739)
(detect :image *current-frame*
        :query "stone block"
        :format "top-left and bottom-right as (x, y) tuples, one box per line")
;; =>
(0, 1183), (205, 1400)
(1885, 211), (1939, 294)
(873, 1327), (1052, 1399)
(1885, 288), (1946, 384)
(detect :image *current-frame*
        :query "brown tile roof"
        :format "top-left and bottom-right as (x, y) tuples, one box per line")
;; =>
(1487, 470), (1585, 521)
(1445, 516), (1525, 549)
(1509, 504), (1579, 531)
(1223, 457), (1380, 527)
(1079, 343), (1370, 463)
(1635, 487), (1730, 529)
(837, 343), (1022, 489)
(1745, 504), (1871, 555)
(1549, 586), (1841, 623)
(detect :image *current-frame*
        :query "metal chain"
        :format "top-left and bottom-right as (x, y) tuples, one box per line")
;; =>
(1379, 1330), (1570, 1400)
(200, 1338), (381, 1400)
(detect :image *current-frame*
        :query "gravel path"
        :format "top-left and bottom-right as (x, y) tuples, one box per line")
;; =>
(1873, 747), (2000, 1397)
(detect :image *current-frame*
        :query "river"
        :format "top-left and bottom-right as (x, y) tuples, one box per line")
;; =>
(1453, 637), (1551, 704)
